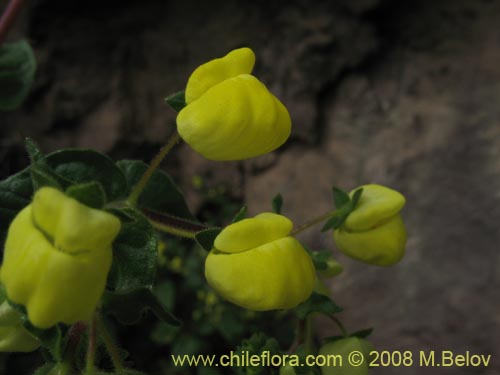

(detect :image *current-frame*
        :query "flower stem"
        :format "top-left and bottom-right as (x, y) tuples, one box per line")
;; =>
(96, 314), (123, 370)
(85, 315), (98, 375)
(330, 315), (348, 337)
(290, 210), (335, 236)
(127, 131), (181, 206)
(0, 0), (25, 45)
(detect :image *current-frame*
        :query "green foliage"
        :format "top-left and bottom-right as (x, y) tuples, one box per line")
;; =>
(195, 228), (222, 251)
(294, 293), (343, 320)
(65, 181), (107, 209)
(165, 91), (187, 112)
(107, 208), (158, 292)
(321, 187), (363, 231)
(117, 160), (193, 220)
(234, 333), (281, 375)
(0, 40), (36, 111)
(271, 194), (283, 214)
(102, 288), (179, 327)
(232, 205), (247, 223)
(0, 168), (32, 245)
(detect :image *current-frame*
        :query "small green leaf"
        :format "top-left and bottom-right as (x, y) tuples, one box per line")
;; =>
(118, 160), (194, 220)
(0, 168), (33, 245)
(0, 40), (36, 111)
(165, 90), (186, 112)
(321, 211), (348, 232)
(102, 288), (180, 327)
(65, 181), (106, 208)
(30, 164), (62, 190)
(232, 205), (247, 223)
(272, 193), (283, 214)
(195, 228), (221, 251)
(351, 188), (363, 209)
(25, 138), (45, 163)
(45, 149), (128, 202)
(308, 250), (331, 271)
(350, 328), (373, 339)
(32, 363), (55, 375)
(234, 333), (281, 375)
(332, 187), (350, 209)
(295, 292), (343, 319)
(8, 301), (65, 361)
(107, 208), (158, 292)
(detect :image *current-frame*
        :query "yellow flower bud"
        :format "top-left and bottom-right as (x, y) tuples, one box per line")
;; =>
(319, 337), (373, 375)
(177, 48), (291, 161)
(333, 184), (407, 266)
(0, 187), (121, 328)
(0, 300), (40, 352)
(205, 213), (315, 310)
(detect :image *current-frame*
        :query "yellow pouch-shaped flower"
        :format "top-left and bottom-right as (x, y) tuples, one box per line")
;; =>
(205, 213), (315, 310)
(0, 187), (121, 328)
(319, 337), (373, 375)
(177, 48), (291, 161)
(333, 184), (407, 266)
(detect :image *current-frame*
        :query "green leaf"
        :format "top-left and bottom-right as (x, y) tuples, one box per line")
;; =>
(0, 40), (36, 111)
(321, 211), (348, 232)
(165, 90), (186, 112)
(45, 149), (128, 202)
(195, 228), (221, 251)
(232, 205), (247, 223)
(0, 168), (33, 245)
(32, 363), (55, 375)
(332, 187), (350, 209)
(308, 250), (331, 271)
(350, 328), (373, 339)
(30, 164), (62, 190)
(234, 333), (281, 375)
(271, 193), (283, 214)
(117, 160), (194, 220)
(107, 208), (158, 292)
(295, 292), (343, 319)
(351, 188), (363, 209)
(25, 138), (45, 164)
(6, 301), (66, 362)
(65, 181), (106, 208)
(102, 288), (180, 327)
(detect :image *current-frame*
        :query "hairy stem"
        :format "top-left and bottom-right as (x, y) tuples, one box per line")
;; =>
(85, 315), (98, 375)
(96, 314), (123, 370)
(290, 210), (335, 236)
(330, 315), (348, 337)
(0, 0), (25, 45)
(127, 131), (180, 206)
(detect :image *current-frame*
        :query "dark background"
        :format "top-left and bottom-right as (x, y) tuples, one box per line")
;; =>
(1, 0), (499, 374)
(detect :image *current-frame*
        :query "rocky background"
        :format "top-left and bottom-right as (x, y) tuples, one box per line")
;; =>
(1, 0), (499, 374)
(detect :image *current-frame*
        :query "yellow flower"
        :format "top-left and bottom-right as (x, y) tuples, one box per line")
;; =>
(333, 184), (407, 266)
(319, 337), (373, 375)
(205, 213), (315, 310)
(0, 299), (40, 352)
(0, 187), (121, 328)
(177, 48), (291, 161)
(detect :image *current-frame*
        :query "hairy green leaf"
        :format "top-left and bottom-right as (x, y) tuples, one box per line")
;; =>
(65, 181), (106, 208)
(108, 208), (158, 292)
(45, 149), (127, 202)
(332, 187), (350, 209)
(295, 292), (343, 319)
(102, 288), (180, 327)
(0, 168), (33, 246)
(118, 160), (193, 220)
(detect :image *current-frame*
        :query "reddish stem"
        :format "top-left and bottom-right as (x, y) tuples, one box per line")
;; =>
(0, 0), (25, 45)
